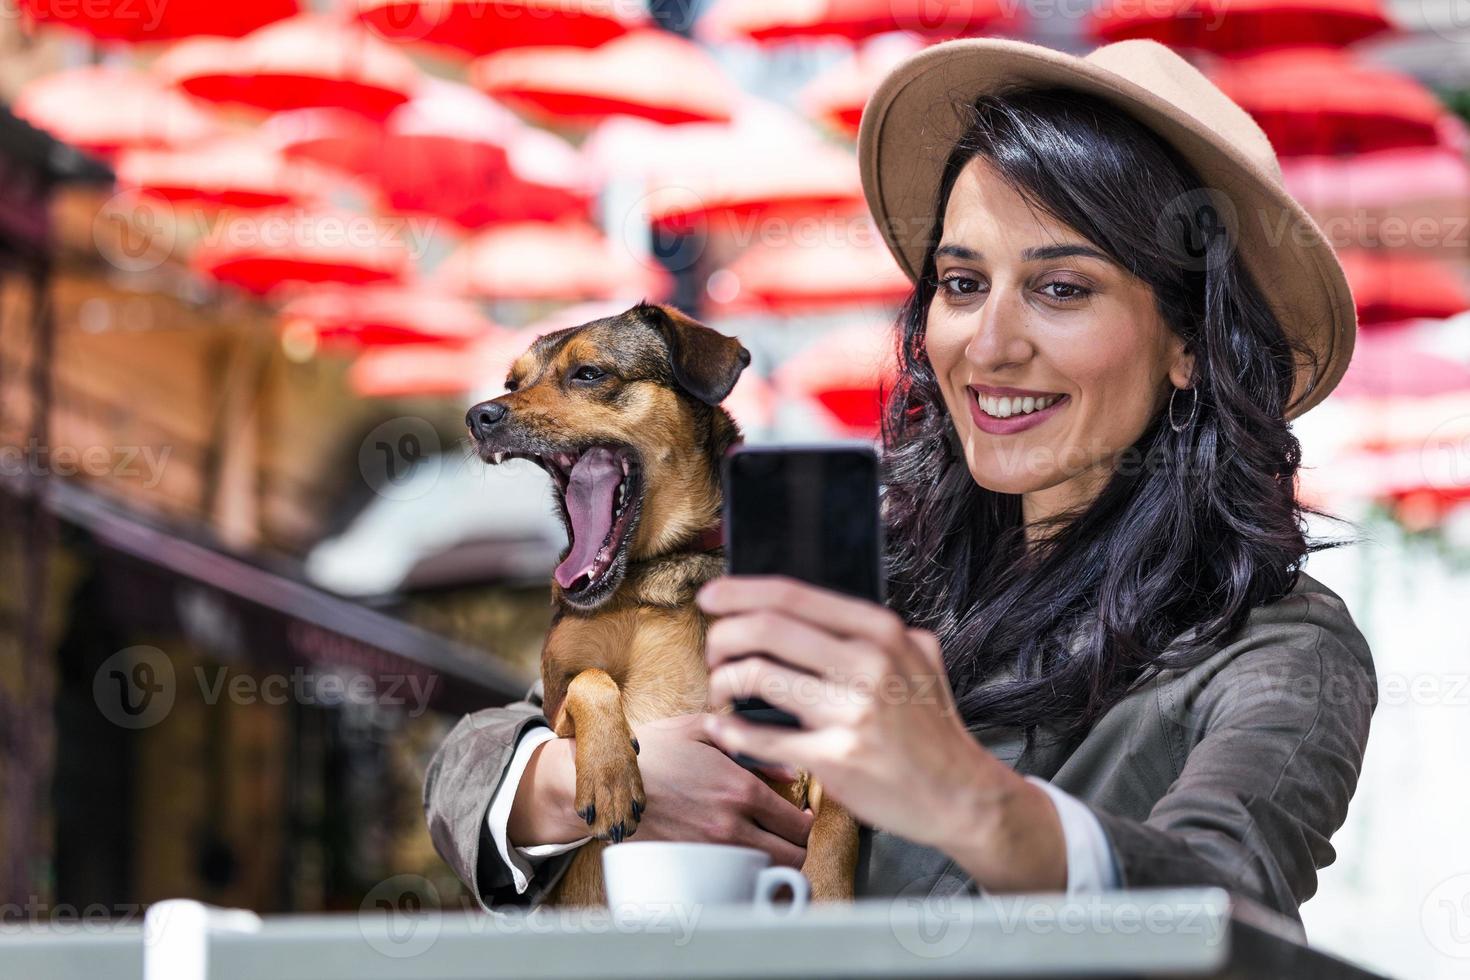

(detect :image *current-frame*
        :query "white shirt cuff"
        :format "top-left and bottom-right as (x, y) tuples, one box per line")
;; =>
(1025, 776), (1121, 893)
(486, 726), (591, 894)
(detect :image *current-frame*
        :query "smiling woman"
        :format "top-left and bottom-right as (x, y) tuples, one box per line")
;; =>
(880, 82), (1325, 741)
(424, 38), (1375, 926)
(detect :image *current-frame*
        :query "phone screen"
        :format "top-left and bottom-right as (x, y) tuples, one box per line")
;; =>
(719, 445), (885, 734)
(722, 445), (884, 603)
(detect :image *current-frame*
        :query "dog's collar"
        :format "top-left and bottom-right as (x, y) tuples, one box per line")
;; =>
(694, 522), (724, 553)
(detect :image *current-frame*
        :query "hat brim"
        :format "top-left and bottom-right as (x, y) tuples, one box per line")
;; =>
(857, 37), (1356, 419)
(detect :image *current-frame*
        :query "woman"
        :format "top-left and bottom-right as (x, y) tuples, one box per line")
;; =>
(424, 38), (1375, 924)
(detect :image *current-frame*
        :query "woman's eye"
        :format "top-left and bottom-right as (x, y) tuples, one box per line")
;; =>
(1042, 280), (1092, 302)
(572, 365), (606, 382)
(937, 273), (983, 298)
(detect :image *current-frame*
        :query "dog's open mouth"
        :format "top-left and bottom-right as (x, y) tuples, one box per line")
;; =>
(484, 444), (642, 598)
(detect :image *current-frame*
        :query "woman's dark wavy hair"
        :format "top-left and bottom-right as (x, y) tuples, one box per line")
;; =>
(880, 86), (1347, 742)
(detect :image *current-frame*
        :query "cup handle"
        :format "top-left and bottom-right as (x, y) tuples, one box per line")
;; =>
(754, 866), (809, 915)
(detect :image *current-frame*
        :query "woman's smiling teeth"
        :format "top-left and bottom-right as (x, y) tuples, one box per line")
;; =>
(975, 393), (1062, 418)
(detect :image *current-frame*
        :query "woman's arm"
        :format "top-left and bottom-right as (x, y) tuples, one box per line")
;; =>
(425, 683), (816, 912)
(511, 713), (815, 861)
(422, 683), (574, 911)
(1078, 598), (1375, 919)
(697, 575), (1374, 919)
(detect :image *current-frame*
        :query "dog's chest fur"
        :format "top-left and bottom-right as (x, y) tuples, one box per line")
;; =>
(541, 551), (723, 730)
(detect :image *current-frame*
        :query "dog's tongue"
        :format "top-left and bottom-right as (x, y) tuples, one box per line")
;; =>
(555, 447), (622, 590)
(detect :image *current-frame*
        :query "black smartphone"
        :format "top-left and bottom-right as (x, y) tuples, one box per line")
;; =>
(719, 443), (886, 733)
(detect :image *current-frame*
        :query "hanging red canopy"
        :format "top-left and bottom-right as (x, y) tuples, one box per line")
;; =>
(13, 67), (225, 160)
(700, 0), (1019, 44)
(271, 81), (593, 229)
(1334, 326), (1470, 400)
(262, 108), (380, 174)
(353, 0), (643, 58)
(800, 35), (925, 139)
(1090, 0), (1393, 55)
(349, 327), (536, 398)
(1282, 145), (1470, 257)
(1339, 250), (1470, 326)
(472, 29), (738, 127)
(17, 0), (296, 43)
(586, 104), (865, 233)
(280, 284), (496, 348)
(708, 216), (911, 314)
(192, 207), (410, 296)
(1282, 145), (1470, 214)
(722, 371), (778, 433)
(155, 14), (421, 118)
(1209, 48), (1446, 156)
(434, 221), (673, 301)
(381, 83), (594, 227)
(772, 320), (897, 436)
(116, 135), (359, 210)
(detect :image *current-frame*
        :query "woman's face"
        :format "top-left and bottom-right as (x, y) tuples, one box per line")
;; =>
(925, 156), (1195, 522)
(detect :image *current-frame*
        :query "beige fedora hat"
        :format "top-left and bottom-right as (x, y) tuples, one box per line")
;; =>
(857, 37), (1357, 419)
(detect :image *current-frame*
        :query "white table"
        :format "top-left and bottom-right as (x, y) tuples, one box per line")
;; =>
(0, 888), (1385, 979)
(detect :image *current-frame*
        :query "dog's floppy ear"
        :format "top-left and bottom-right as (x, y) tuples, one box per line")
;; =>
(642, 303), (751, 406)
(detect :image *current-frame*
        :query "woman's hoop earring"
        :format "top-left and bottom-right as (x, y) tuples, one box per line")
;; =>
(1168, 385), (1198, 433)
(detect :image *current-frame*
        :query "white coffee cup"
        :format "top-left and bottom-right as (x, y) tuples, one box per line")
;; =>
(602, 841), (809, 920)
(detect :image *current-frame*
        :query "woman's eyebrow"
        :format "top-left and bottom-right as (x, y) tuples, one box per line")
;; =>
(935, 242), (1113, 263)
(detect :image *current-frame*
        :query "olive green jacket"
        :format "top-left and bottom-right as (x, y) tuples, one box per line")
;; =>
(423, 571), (1375, 925)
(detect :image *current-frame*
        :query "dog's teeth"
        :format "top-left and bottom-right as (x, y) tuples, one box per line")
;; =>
(491, 452), (504, 464)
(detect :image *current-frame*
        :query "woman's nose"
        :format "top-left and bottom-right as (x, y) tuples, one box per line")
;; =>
(963, 285), (1034, 370)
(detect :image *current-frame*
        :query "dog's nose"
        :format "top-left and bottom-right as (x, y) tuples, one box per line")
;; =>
(466, 400), (507, 440)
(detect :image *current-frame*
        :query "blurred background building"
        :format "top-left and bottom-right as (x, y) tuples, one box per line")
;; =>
(0, 0), (1466, 975)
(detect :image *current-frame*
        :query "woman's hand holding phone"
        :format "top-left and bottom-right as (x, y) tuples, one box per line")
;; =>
(696, 574), (1068, 892)
(509, 712), (813, 869)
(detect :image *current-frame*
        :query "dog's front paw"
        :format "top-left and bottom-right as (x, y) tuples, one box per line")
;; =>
(574, 737), (646, 843)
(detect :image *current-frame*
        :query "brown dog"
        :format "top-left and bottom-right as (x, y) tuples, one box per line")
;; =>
(465, 301), (857, 907)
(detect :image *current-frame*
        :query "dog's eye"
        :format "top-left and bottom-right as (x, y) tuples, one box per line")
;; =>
(504, 377), (519, 392)
(571, 365), (606, 382)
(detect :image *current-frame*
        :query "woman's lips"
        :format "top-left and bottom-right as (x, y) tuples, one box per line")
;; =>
(966, 386), (1069, 435)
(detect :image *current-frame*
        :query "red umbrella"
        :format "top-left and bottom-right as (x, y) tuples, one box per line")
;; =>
(279, 285), (496, 348)
(17, 0), (296, 43)
(434, 221), (673, 301)
(272, 80), (593, 228)
(13, 67), (225, 160)
(773, 320), (897, 435)
(1283, 145), (1470, 213)
(723, 371), (778, 432)
(1334, 326), (1470, 401)
(116, 135), (359, 210)
(353, 0), (643, 58)
(349, 327), (534, 398)
(1090, 0), (1393, 55)
(472, 29), (738, 127)
(586, 103), (864, 233)
(700, 0), (1018, 44)
(192, 207), (410, 296)
(800, 35), (925, 139)
(1303, 442), (1470, 527)
(263, 107), (380, 173)
(1281, 145), (1470, 256)
(376, 81), (596, 228)
(708, 217), (911, 313)
(155, 14), (421, 118)
(1209, 48), (1447, 156)
(1339, 250), (1470, 326)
